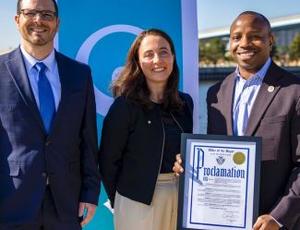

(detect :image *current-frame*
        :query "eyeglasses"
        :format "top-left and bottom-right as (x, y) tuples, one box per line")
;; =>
(19, 9), (57, 21)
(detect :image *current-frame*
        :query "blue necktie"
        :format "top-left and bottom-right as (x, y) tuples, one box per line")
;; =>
(35, 62), (55, 133)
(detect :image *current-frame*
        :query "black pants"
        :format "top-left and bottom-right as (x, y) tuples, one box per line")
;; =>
(0, 186), (81, 230)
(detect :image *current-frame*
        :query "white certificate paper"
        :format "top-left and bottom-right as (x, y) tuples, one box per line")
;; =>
(178, 134), (261, 230)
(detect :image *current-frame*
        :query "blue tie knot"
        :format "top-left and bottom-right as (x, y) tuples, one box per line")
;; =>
(35, 62), (47, 73)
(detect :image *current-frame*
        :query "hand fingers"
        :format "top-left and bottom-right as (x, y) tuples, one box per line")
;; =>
(174, 153), (183, 176)
(252, 216), (263, 230)
(80, 204), (96, 227)
(78, 202), (84, 217)
(175, 162), (184, 172)
(176, 154), (182, 163)
(252, 214), (280, 230)
(173, 162), (184, 176)
(252, 223), (262, 230)
(173, 169), (181, 177)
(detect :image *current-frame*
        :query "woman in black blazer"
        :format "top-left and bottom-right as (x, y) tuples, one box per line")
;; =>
(99, 28), (193, 230)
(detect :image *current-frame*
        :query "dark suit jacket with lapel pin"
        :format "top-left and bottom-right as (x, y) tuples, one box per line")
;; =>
(207, 61), (300, 229)
(0, 47), (100, 223)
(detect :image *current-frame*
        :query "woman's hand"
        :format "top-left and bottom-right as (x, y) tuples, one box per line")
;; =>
(173, 154), (184, 176)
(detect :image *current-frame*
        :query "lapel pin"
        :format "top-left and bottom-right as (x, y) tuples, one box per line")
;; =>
(268, 86), (275, 93)
(147, 120), (151, 125)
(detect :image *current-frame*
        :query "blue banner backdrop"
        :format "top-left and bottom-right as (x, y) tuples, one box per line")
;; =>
(56, 0), (198, 229)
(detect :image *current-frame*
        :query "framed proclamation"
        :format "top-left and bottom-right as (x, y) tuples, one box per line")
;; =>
(177, 134), (262, 230)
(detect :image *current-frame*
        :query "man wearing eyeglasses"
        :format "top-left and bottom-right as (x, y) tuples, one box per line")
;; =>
(0, 0), (100, 229)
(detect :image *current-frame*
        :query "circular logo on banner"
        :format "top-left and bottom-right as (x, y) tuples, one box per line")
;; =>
(76, 25), (143, 116)
(233, 152), (246, 165)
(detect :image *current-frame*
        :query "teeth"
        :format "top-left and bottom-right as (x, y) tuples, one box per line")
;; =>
(31, 28), (46, 32)
(238, 52), (255, 58)
(152, 67), (165, 72)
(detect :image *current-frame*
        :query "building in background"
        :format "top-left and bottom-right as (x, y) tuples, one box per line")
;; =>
(199, 14), (300, 68)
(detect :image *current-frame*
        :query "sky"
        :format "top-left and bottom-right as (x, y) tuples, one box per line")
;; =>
(197, 0), (300, 32)
(1, 0), (300, 51)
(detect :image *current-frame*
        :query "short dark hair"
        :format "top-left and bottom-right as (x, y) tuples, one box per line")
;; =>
(112, 28), (183, 111)
(231, 11), (271, 33)
(17, 0), (59, 16)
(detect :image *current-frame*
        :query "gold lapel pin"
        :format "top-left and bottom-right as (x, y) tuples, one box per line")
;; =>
(268, 86), (275, 93)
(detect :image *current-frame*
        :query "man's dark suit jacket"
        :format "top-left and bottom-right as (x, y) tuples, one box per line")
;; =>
(0, 48), (100, 224)
(207, 61), (300, 229)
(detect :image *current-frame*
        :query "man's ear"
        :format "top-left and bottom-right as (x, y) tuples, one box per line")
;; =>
(269, 33), (275, 48)
(55, 18), (60, 34)
(15, 15), (20, 26)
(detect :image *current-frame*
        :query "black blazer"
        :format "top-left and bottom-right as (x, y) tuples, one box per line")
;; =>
(0, 48), (100, 223)
(99, 92), (193, 207)
(207, 61), (300, 229)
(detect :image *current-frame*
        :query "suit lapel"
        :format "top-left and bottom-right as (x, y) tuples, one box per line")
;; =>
(49, 51), (72, 134)
(245, 62), (282, 136)
(221, 73), (236, 135)
(5, 48), (45, 131)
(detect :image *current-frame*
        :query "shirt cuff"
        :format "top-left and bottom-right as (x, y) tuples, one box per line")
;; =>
(271, 215), (283, 228)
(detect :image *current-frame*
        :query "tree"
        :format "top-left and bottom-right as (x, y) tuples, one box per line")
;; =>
(289, 33), (300, 65)
(272, 44), (289, 66)
(199, 38), (226, 66)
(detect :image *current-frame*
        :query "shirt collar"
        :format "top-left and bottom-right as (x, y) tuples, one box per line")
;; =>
(234, 57), (272, 84)
(20, 46), (56, 73)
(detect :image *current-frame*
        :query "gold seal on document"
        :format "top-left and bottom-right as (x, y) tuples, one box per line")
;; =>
(233, 152), (246, 165)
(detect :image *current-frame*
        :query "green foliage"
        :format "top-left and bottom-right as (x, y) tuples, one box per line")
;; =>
(289, 33), (300, 62)
(199, 38), (226, 66)
(272, 44), (289, 66)
(199, 33), (300, 67)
